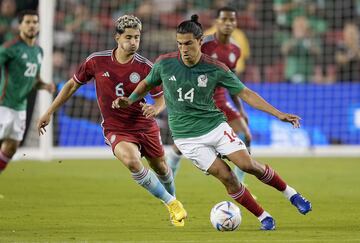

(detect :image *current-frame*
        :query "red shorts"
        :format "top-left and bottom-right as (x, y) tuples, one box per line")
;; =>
(217, 102), (241, 122)
(105, 128), (164, 159)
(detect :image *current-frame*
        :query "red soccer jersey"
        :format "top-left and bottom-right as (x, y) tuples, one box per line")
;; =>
(201, 35), (241, 105)
(73, 49), (163, 133)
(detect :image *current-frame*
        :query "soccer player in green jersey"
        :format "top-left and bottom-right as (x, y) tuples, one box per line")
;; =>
(0, 10), (54, 174)
(113, 15), (312, 230)
(166, 7), (252, 187)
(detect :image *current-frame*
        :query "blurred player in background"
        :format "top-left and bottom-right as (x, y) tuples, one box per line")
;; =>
(113, 14), (312, 230)
(37, 15), (187, 227)
(0, 10), (54, 174)
(167, 7), (252, 185)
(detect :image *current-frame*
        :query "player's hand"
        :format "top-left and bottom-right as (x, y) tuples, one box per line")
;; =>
(278, 113), (301, 128)
(112, 97), (131, 109)
(46, 83), (56, 94)
(140, 102), (157, 118)
(37, 113), (51, 136)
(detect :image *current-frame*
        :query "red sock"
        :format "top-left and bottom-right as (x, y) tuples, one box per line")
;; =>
(229, 184), (264, 217)
(259, 164), (287, 191)
(0, 150), (11, 172)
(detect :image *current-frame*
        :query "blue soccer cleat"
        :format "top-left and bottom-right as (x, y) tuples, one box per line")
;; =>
(260, 216), (276, 230)
(290, 193), (312, 215)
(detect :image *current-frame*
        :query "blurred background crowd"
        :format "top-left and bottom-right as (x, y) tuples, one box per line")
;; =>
(2, 0), (360, 85)
(2, 0), (360, 147)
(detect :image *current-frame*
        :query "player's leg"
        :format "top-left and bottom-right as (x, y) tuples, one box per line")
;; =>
(175, 136), (275, 230)
(221, 104), (251, 183)
(217, 122), (311, 215)
(146, 156), (175, 197)
(227, 118), (249, 183)
(113, 140), (186, 226)
(166, 144), (182, 176)
(0, 107), (24, 174)
(0, 139), (19, 173)
(113, 141), (174, 203)
(226, 150), (312, 215)
(206, 157), (275, 230)
(142, 129), (176, 196)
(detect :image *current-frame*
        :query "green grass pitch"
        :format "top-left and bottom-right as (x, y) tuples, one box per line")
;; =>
(1, 157), (360, 242)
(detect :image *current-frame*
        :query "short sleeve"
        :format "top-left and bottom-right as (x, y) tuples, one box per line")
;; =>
(0, 46), (12, 66)
(218, 69), (246, 95)
(145, 61), (162, 87)
(73, 58), (95, 85)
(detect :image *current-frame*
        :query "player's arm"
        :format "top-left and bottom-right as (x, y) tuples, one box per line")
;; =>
(140, 94), (165, 118)
(112, 79), (154, 109)
(0, 45), (11, 66)
(37, 78), (81, 135)
(230, 94), (248, 123)
(237, 87), (300, 128)
(35, 75), (56, 93)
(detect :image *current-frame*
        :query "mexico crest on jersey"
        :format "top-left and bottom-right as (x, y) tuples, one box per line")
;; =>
(129, 72), (140, 83)
(197, 74), (208, 87)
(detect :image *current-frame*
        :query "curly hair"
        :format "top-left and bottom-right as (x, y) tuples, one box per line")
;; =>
(115, 15), (142, 34)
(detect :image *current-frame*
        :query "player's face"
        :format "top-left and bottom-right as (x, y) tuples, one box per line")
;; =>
(19, 15), (39, 39)
(116, 28), (140, 55)
(176, 33), (202, 65)
(216, 11), (237, 36)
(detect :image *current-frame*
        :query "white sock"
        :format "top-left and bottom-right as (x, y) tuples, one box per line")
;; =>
(282, 185), (297, 200)
(258, 211), (272, 222)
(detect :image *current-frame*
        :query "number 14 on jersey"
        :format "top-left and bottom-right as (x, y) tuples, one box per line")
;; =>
(177, 88), (194, 103)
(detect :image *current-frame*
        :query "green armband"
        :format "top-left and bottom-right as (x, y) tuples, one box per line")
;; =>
(128, 93), (140, 103)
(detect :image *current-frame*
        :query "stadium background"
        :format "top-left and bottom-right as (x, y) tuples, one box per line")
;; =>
(1, 1), (360, 242)
(1, 0), (360, 158)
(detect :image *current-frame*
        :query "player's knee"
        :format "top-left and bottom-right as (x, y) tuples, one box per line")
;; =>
(119, 154), (142, 172)
(237, 158), (256, 174)
(2, 143), (18, 157)
(219, 170), (238, 188)
(242, 159), (264, 176)
(149, 159), (168, 175)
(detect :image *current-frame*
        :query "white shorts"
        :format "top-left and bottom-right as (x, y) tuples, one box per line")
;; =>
(174, 122), (246, 172)
(0, 106), (26, 141)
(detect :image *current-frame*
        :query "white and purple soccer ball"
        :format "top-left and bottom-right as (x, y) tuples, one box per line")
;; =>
(210, 201), (241, 231)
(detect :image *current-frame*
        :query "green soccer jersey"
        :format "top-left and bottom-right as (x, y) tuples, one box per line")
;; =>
(0, 37), (43, 111)
(146, 52), (246, 139)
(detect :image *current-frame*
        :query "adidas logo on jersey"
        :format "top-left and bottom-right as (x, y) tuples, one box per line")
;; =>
(169, 75), (176, 81)
(21, 53), (28, 59)
(102, 71), (110, 77)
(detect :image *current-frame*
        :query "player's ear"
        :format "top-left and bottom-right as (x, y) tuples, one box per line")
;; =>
(114, 33), (120, 42)
(199, 36), (203, 46)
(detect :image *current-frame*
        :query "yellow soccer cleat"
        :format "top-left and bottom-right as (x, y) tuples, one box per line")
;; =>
(171, 217), (185, 227)
(166, 199), (187, 227)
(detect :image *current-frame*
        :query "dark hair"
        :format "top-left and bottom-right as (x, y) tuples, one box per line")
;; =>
(176, 14), (203, 39)
(216, 6), (237, 18)
(18, 10), (39, 23)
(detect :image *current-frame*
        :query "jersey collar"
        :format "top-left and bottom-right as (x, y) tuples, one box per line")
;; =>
(178, 51), (204, 68)
(111, 48), (136, 66)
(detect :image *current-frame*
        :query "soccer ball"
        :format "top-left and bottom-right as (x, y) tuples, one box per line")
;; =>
(210, 201), (241, 231)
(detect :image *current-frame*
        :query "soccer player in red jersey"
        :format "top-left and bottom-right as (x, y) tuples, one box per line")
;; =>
(37, 15), (187, 226)
(167, 7), (252, 185)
